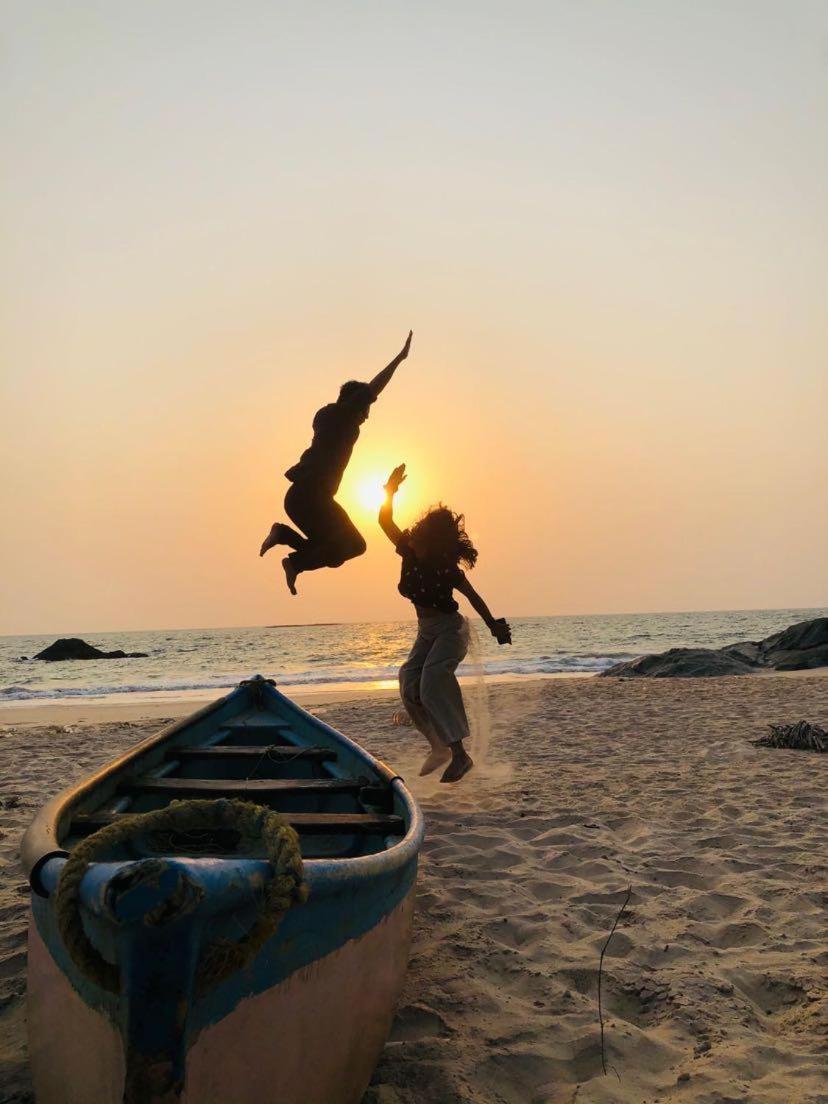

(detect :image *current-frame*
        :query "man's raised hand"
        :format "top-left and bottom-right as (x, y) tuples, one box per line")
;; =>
(398, 330), (413, 361)
(370, 332), (414, 398)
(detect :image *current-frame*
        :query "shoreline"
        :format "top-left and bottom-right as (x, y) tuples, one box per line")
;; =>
(2, 674), (826, 1102)
(0, 672), (590, 726)
(1, 667), (825, 727)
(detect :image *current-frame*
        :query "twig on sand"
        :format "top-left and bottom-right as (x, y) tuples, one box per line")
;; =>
(598, 884), (632, 1078)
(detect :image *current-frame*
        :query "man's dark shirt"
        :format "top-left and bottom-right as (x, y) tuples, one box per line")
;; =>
(285, 399), (363, 495)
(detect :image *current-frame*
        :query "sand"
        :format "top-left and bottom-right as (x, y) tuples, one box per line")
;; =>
(1, 674), (827, 1103)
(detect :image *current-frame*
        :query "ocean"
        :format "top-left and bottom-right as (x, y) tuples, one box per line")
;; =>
(0, 607), (824, 707)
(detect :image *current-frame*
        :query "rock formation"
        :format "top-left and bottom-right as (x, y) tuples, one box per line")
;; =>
(601, 617), (828, 678)
(33, 638), (148, 662)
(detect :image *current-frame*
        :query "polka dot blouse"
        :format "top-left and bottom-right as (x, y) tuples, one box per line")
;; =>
(396, 531), (463, 613)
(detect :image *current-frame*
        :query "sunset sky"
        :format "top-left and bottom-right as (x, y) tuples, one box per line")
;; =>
(2, 2), (826, 634)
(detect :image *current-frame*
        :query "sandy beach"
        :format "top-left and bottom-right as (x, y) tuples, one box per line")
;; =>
(1, 673), (826, 1103)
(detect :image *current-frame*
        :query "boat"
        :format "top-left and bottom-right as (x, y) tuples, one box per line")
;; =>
(21, 675), (424, 1104)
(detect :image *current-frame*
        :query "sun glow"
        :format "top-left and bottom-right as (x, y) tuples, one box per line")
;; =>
(338, 446), (430, 528)
(339, 457), (420, 525)
(355, 475), (387, 512)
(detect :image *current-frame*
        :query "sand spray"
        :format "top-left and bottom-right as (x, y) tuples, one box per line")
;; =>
(463, 619), (493, 767)
(392, 616), (523, 791)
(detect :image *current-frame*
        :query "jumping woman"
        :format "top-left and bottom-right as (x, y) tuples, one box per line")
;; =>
(379, 464), (512, 783)
(260, 331), (413, 594)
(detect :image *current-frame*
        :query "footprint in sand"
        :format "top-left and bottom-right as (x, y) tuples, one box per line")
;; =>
(389, 1004), (450, 1042)
(481, 916), (549, 951)
(648, 868), (713, 890)
(526, 878), (574, 903)
(707, 920), (768, 948)
(686, 892), (746, 922)
(730, 970), (812, 1014)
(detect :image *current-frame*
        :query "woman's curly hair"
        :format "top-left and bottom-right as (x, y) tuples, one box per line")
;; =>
(409, 505), (478, 569)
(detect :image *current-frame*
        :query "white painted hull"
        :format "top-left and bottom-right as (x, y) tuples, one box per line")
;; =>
(28, 889), (415, 1104)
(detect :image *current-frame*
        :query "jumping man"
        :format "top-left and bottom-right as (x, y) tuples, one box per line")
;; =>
(260, 331), (413, 594)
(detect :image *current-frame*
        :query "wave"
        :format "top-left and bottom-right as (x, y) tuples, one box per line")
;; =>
(0, 678), (244, 701)
(0, 652), (631, 701)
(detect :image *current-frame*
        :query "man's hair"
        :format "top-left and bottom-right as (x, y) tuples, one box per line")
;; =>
(339, 380), (375, 406)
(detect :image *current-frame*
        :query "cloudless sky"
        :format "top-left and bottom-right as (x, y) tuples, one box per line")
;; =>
(2, 1), (826, 634)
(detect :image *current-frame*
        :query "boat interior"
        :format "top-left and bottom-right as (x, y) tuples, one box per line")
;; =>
(63, 695), (407, 862)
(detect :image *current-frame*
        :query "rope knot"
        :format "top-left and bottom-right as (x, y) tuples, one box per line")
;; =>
(55, 799), (307, 994)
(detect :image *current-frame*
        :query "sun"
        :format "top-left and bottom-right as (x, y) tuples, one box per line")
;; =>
(338, 453), (423, 521)
(355, 475), (387, 512)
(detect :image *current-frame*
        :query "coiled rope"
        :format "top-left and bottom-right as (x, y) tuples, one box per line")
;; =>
(55, 798), (308, 994)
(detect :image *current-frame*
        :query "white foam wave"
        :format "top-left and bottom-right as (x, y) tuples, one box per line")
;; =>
(0, 652), (630, 702)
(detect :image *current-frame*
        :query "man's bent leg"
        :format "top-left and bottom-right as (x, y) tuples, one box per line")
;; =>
(285, 487), (366, 572)
(260, 522), (306, 557)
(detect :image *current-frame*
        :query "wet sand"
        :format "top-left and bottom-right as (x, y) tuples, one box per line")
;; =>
(1, 673), (826, 1103)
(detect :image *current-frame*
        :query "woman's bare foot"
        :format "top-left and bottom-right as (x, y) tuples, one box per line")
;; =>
(282, 557), (298, 595)
(419, 747), (451, 776)
(260, 523), (292, 557)
(440, 750), (473, 784)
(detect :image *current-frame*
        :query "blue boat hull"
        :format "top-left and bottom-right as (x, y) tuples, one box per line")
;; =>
(23, 678), (424, 1103)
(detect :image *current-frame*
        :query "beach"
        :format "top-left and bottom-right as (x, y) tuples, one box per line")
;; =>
(2, 673), (827, 1104)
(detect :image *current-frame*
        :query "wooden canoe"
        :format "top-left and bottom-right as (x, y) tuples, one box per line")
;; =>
(21, 676), (424, 1104)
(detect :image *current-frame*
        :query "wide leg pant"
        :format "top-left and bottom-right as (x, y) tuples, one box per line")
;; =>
(281, 482), (367, 572)
(399, 612), (470, 746)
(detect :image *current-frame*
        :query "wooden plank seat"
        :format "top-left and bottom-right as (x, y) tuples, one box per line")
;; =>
(121, 776), (365, 797)
(220, 722), (292, 734)
(166, 745), (337, 762)
(71, 810), (405, 836)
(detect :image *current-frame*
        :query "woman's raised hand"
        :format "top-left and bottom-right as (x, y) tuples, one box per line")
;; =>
(384, 464), (407, 494)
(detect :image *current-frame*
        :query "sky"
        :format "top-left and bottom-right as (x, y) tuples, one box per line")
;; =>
(1, 1), (826, 634)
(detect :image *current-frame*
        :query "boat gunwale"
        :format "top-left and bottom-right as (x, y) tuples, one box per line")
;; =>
(21, 678), (424, 897)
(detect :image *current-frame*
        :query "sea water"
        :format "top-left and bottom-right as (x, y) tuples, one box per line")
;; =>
(1, 607), (824, 706)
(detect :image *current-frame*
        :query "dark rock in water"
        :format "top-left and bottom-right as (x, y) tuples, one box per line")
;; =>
(33, 638), (148, 662)
(722, 641), (762, 665)
(602, 616), (828, 678)
(759, 617), (828, 655)
(771, 644), (828, 671)
(603, 647), (756, 679)
(756, 617), (828, 670)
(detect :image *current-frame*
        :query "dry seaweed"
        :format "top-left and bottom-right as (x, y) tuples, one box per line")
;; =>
(752, 720), (827, 752)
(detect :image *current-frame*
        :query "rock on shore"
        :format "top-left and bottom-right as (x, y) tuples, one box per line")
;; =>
(33, 638), (148, 662)
(602, 616), (828, 678)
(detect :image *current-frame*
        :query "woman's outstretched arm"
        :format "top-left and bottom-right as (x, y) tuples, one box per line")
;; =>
(368, 331), (413, 398)
(455, 575), (512, 645)
(379, 464), (407, 544)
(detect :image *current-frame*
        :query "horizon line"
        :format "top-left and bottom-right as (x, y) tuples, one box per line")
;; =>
(2, 604), (826, 641)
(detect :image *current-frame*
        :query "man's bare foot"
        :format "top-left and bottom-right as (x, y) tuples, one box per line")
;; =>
(419, 747), (451, 776)
(282, 557), (298, 595)
(260, 523), (292, 557)
(440, 751), (473, 784)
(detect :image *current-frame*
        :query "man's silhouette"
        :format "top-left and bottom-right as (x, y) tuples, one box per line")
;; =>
(260, 331), (413, 594)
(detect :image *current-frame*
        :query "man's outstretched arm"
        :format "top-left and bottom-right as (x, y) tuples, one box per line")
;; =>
(368, 330), (413, 398)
